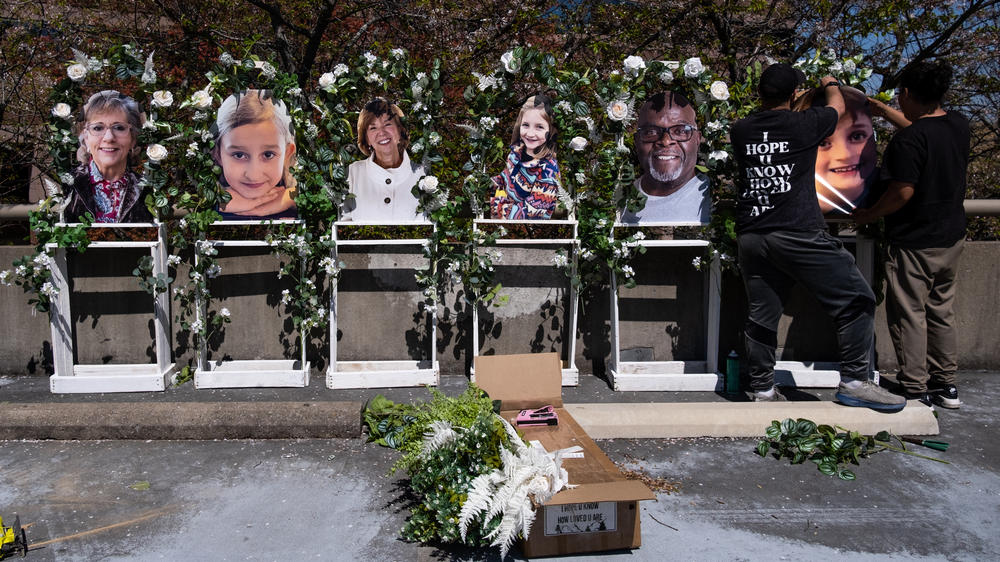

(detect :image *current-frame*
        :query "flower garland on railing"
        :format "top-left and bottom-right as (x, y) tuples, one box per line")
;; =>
(0, 44), (181, 311)
(311, 48), (447, 316)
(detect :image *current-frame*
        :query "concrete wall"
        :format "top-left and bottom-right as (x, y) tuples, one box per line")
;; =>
(2, 241), (998, 378)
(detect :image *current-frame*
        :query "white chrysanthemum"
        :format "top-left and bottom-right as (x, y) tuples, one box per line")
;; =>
(51, 103), (72, 119)
(418, 175), (439, 193)
(151, 90), (173, 108)
(146, 144), (168, 163)
(683, 57), (705, 78)
(623, 55), (645, 77)
(569, 136), (588, 151)
(67, 63), (87, 82)
(710, 80), (730, 101)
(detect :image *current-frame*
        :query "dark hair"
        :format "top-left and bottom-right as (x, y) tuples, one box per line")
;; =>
(640, 91), (695, 118)
(899, 60), (952, 105)
(511, 94), (558, 160)
(758, 63), (803, 105)
(356, 97), (409, 158)
(795, 85), (870, 122)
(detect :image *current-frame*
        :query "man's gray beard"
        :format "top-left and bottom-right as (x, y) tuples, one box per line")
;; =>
(647, 154), (683, 183)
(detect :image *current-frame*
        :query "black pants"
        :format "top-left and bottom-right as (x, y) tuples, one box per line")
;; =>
(737, 229), (875, 391)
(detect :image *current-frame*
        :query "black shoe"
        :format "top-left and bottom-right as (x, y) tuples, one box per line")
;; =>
(929, 384), (961, 409)
(903, 390), (934, 409)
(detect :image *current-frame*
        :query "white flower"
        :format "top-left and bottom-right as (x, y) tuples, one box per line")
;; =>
(410, 141), (424, 154)
(500, 50), (517, 73)
(67, 63), (87, 82)
(419, 175), (439, 193)
(51, 103), (72, 119)
(86, 57), (103, 72)
(706, 120), (724, 134)
(658, 69), (674, 83)
(190, 89), (212, 110)
(141, 69), (156, 84)
(621, 265), (635, 278)
(829, 61), (843, 74)
(663, 60), (680, 70)
(579, 248), (594, 261)
(480, 116), (498, 130)
(318, 72), (335, 89)
(219, 52), (235, 66)
(167, 255), (182, 267)
(192, 111), (208, 122)
(709, 150), (728, 162)
(556, 100), (572, 113)
(151, 90), (173, 108)
(427, 131), (441, 146)
(574, 172), (586, 185)
(333, 63), (349, 77)
(411, 82), (423, 97)
(569, 136), (588, 151)
(623, 55), (646, 77)
(552, 253), (569, 267)
(186, 142), (199, 158)
(280, 289), (292, 305)
(288, 87), (302, 97)
(219, 307), (231, 319)
(254, 60), (277, 80)
(0, 270), (12, 285)
(146, 144), (168, 163)
(474, 72), (497, 91)
(33, 253), (52, 267)
(201, 130), (213, 142)
(40, 282), (59, 298)
(683, 57), (705, 78)
(190, 318), (204, 333)
(606, 98), (632, 122)
(633, 231), (646, 241)
(59, 173), (74, 185)
(205, 264), (221, 278)
(843, 60), (857, 74)
(709, 80), (730, 101)
(365, 72), (381, 84)
(692, 256), (703, 269)
(391, 48), (406, 59)
(363, 52), (377, 66)
(15, 265), (28, 277)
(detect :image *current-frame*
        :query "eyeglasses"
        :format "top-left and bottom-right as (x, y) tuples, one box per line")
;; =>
(637, 124), (698, 143)
(85, 123), (132, 137)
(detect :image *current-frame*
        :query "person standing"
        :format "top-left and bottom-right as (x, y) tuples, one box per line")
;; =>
(731, 63), (904, 411)
(854, 60), (969, 409)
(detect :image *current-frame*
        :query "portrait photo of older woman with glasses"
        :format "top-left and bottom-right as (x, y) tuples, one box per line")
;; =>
(64, 90), (153, 223)
(620, 91), (711, 224)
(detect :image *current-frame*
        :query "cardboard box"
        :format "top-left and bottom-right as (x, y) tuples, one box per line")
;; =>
(474, 353), (655, 558)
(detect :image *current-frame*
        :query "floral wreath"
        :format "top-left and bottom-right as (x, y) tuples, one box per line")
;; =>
(1, 44), (182, 312)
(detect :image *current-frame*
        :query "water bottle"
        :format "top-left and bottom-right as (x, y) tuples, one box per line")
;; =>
(726, 350), (740, 394)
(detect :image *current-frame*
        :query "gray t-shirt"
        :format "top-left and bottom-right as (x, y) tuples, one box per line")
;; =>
(620, 173), (711, 224)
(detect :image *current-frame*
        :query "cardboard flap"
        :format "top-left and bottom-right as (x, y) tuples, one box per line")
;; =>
(475, 353), (563, 409)
(545, 480), (655, 505)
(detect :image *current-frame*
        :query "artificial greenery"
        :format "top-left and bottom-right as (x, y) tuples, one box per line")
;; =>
(756, 418), (948, 481)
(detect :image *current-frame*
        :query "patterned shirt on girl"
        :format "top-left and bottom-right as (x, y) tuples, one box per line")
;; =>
(490, 145), (560, 220)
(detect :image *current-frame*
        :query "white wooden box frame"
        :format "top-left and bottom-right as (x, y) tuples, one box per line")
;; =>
(48, 222), (176, 393)
(468, 218), (579, 386)
(193, 220), (309, 389)
(607, 222), (722, 391)
(326, 220), (439, 389)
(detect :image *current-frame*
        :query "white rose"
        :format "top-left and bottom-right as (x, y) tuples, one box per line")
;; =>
(51, 103), (72, 119)
(658, 70), (674, 83)
(709, 150), (728, 162)
(67, 63), (87, 82)
(623, 55), (645, 77)
(151, 90), (173, 108)
(146, 144), (168, 163)
(191, 89), (212, 110)
(500, 51), (517, 73)
(606, 99), (630, 122)
(419, 176), (439, 193)
(333, 63), (349, 77)
(683, 57), (705, 78)
(318, 72), (335, 89)
(709, 80), (730, 101)
(569, 136), (588, 151)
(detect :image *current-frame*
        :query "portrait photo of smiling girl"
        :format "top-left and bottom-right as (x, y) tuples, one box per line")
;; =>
(489, 95), (561, 220)
(213, 90), (298, 220)
(796, 85), (877, 215)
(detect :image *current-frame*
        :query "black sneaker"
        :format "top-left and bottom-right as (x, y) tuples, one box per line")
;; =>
(903, 390), (934, 409)
(929, 384), (961, 409)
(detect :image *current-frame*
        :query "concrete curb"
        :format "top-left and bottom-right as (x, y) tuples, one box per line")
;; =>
(0, 401), (364, 440)
(565, 400), (940, 438)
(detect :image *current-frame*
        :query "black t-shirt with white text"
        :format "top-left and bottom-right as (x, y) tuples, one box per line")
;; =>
(880, 111), (970, 249)
(732, 107), (838, 233)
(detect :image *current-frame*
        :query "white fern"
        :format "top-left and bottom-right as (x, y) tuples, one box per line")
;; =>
(458, 415), (578, 559)
(420, 420), (460, 457)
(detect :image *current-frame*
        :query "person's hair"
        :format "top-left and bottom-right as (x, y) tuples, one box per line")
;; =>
(758, 63), (804, 106)
(638, 91), (696, 123)
(899, 60), (952, 105)
(510, 94), (558, 160)
(76, 90), (145, 165)
(795, 85), (871, 123)
(356, 97), (409, 158)
(212, 89), (297, 189)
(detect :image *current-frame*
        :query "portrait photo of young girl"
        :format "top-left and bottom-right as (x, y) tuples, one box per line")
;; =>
(489, 95), (561, 220)
(213, 90), (298, 220)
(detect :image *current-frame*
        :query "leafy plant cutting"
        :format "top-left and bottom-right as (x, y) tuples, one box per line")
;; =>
(756, 418), (948, 481)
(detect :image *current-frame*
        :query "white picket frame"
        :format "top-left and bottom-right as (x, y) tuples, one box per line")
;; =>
(193, 220), (309, 389)
(468, 218), (580, 386)
(326, 220), (439, 389)
(47, 222), (176, 393)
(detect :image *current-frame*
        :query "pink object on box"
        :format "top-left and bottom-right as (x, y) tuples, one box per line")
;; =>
(516, 405), (558, 426)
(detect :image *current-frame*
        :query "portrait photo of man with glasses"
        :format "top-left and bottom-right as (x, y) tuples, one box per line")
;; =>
(619, 91), (711, 225)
